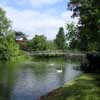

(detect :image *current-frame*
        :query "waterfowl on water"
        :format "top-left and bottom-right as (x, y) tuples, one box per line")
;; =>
(56, 64), (64, 73)
(56, 69), (63, 73)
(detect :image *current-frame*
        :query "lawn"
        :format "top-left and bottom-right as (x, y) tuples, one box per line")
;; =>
(39, 74), (100, 100)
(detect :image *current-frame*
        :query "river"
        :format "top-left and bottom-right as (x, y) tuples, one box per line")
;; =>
(0, 57), (81, 100)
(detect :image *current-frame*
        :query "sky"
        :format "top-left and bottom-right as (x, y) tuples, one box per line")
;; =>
(0, 0), (78, 40)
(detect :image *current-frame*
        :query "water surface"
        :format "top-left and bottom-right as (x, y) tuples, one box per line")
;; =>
(0, 57), (81, 100)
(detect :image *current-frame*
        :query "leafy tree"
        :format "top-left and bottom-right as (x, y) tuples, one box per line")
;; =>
(0, 8), (21, 62)
(27, 40), (33, 51)
(46, 40), (57, 50)
(0, 33), (20, 61)
(0, 8), (11, 36)
(68, 0), (100, 51)
(55, 27), (66, 50)
(30, 35), (47, 51)
(66, 23), (80, 50)
(28, 39), (57, 51)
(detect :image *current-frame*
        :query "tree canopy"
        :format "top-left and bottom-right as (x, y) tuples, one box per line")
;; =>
(68, 0), (100, 51)
(0, 8), (23, 62)
(28, 35), (47, 51)
(55, 27), (66, 50)
(0, 8), (11, 36)
(66, 23), (80, 50)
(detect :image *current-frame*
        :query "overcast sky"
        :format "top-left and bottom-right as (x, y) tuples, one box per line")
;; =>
(0, 0), (78, 40)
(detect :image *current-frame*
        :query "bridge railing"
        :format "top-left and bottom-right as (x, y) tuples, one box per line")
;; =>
(29, 50), (85, 55)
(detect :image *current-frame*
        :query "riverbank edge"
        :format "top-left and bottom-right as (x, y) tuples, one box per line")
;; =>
(39, 73), (100, 100)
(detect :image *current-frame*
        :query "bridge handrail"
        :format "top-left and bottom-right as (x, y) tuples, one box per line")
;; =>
(29, 50), (85, 55)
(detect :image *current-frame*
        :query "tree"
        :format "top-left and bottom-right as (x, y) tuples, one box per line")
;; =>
(0, 8), (21, 61)
(55, 27), (66, 50)
(30, 35), (47, 51)
(46, 40), (57, 50)
(0, 8), (11, 36)
(66, 23), (80, 50)
(68, 0), (100, 51)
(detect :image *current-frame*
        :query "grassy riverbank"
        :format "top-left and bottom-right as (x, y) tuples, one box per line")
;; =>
(39, 74), (100, 100)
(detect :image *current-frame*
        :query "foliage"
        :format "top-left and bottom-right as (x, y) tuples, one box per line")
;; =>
(68, 0), (100, 51)
(66, 23), (80, 50)
(0, 8), (26, 62)
(0, 8), (11, 36)
(88, 42), (99, 51)
(29, 35), (47, 51)
(28, 38), (58, 51)
(46, 40), (57, 50)
(80, 53), (100, 73)
(0, 33), (21, 62)
(55, 27), (66, 50)
(27, 40), (33, 51)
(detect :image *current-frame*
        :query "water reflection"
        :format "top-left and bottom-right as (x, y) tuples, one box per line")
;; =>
(0, 58), (81, 100)
(0, 63), (16, 100)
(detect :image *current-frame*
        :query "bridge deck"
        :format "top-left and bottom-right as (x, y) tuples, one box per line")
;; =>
(27, 50), (86, 57)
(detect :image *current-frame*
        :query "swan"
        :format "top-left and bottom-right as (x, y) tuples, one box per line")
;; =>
(56, 69), (63, 73)
(56, 64), (64, 73)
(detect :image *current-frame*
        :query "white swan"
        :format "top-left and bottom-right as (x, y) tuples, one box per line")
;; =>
(56, 64), (63, 73)
(56, 69), (63, 73)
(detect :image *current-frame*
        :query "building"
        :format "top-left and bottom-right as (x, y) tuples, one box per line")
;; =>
(15, 32), (28, 50)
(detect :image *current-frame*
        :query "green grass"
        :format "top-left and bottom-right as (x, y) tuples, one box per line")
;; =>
(0, 96), (6, 100)
(39, 74), (100, 100)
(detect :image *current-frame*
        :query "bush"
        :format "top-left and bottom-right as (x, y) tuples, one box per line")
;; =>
(0, 34), (25, 62)
(80, 52), (100, 73)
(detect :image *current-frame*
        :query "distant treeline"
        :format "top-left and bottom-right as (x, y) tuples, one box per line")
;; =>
(16, 25), (81, 51)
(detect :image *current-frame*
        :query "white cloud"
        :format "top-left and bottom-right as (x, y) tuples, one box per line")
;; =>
(61, 11), (79, 24)
(0, 4), (78, 40)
